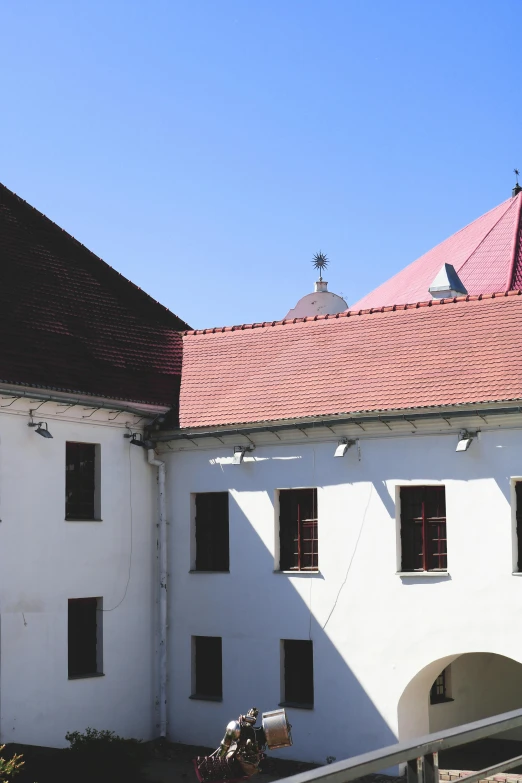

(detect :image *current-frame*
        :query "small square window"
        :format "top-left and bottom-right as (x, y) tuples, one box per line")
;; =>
(194, 493), (229, 571)
(191, 636), (222, 700)
(281, 639), (314, 709)
(68, 598), (103, 678)
(400, 486), (447, 572)
(430, 666), (452, 704)
(66, 442), (100, 520)
(279, 489), (318, 571)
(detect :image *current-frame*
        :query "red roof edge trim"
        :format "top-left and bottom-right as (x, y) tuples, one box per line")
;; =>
(182, 289), (522, 336)
(507, 193), (522, 289)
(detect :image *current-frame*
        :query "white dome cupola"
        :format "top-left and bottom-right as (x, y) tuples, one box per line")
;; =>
(284, 252), (348, 319)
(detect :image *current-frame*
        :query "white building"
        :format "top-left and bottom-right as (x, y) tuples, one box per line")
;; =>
(4, 178), (522, 767)
(0, 182), (189, 748)
(155, 188), (522, 764)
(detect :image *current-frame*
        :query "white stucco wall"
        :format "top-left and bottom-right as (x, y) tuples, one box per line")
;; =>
(0, 400), (161, 748)
(163, 421), (522, 764)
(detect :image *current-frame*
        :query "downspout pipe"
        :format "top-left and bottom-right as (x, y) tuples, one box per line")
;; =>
(148, 449), (167, 739)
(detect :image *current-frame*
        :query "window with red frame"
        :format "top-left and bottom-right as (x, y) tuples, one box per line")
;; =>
(400, 486), (447, 572)
(279, 489), (318, 571)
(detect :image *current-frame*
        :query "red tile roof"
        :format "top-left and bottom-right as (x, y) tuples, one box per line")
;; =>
(352, 193), (522, 310)
(0, 182), (190, 406)
(179, 292), (522, 428)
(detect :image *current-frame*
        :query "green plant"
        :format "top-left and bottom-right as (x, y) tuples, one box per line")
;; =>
(65, 727), (146, 782)
(0, 746), (24, 781)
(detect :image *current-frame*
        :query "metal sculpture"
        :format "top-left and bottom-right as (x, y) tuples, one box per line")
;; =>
(194, 707), (292, 783)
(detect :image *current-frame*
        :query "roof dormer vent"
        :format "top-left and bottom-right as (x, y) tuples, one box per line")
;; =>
(428, 263), (468, 299)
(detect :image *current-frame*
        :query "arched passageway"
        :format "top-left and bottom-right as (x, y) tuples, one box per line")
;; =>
(398, 653), (522, 770)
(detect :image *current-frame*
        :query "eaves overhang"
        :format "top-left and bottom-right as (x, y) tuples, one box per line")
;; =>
(152, 400), (522, 443)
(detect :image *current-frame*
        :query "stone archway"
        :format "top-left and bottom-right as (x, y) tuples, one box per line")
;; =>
(398, 653), (522, 768)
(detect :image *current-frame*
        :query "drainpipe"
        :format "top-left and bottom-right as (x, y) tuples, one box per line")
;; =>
(148, 449), (167, 739)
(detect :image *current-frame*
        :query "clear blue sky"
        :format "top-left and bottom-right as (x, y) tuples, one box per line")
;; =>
(1, 1), (520, 329)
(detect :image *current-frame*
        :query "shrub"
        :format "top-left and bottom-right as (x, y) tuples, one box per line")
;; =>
(0, 746), (23, 781)
(65, 728), (147, 783)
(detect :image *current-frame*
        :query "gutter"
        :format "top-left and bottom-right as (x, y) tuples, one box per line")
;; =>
(0, 384), (168, 418)
(152, 404), (522, 442)
(147, 449), (168, 739)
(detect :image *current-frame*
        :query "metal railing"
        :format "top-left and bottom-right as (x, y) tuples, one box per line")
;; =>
(276, 707), (522, 783)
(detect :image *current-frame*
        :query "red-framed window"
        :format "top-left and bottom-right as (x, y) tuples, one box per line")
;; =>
(400, 486), (447, 572)
(279, 489), (318, 571)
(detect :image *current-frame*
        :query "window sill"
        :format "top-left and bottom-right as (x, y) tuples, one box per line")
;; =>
(274, 570), (321, 576)
(279, 701), (314, 711)
(189, 694), (223, 702)
(65, 518), (103, 523)
(512, 572), (522, 576)
(397, 571), (450, 578)
(189, 570), (230, 574)
(68, 672), (105, 680)
(431, 697), (454, 705)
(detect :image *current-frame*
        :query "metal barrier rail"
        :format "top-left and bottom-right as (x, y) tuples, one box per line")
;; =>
(274, 707), (522, 783)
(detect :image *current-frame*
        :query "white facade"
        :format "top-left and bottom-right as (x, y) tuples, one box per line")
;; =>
(0, 393), (163, 748)
(161, 412), (522, 764)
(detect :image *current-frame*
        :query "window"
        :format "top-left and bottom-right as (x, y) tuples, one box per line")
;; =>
(68, 598), (103, 678)
(194, 493), (229, 571)
(191, 636), (222, 700)
(281, 640), (314, 709)
(279, 489), (318, 571)
(430, 666), (452, 704)
(400, 486), (447, 572)
(66, 442), (99, 520)
(515, 483), (522, 572)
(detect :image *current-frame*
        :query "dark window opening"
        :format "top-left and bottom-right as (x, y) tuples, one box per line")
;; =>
(516, 483), (522, 572)
(195, 493), (229, 571)
(192, 636), (222, 700)
(430, 667), (452, 704)
(401, 486), (447, 572)
(282, 639), (314, 708)
(68, 598), (101, 678)
(66, 442), (96, 520)
(279, 489), (318, 571)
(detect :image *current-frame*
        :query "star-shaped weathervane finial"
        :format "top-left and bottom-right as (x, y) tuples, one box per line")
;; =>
(312, 251), (328, 281)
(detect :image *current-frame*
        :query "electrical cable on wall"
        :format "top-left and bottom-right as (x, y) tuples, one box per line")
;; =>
(322, 484), (373, 630)
(103, 445), (134, 612)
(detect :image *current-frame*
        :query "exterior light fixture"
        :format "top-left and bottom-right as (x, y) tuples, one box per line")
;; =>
(124, 432), (152, 448)
(456, 430), (476, 452)
(233, 445), (255, 464)
(334, 438), (355, 458)
(28, 420), (53, 438)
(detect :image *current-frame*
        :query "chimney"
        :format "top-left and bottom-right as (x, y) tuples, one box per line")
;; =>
(429, 263), (468, 299)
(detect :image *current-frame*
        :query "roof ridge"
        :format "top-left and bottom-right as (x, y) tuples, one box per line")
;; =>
(183, 289), (522, 336)
(0, 182), (191, 330)
(457, 192), (520, 279)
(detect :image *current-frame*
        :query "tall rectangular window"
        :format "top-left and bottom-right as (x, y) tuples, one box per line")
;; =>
(430, 666), (452, 704)
(66, 442), (98, 520)
(192, 636), (222, 700)
(515, 483), (522, 572)
(68, 598), (103, 678)
(279, 489), (318, 571)
(400, 486), (447, 572)
(282, 639), (314, 708)
(194, 493), (229, 571)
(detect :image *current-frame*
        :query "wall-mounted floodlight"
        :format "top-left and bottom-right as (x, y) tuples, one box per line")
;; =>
(233, 445), (255, 464)
(456, 430), (476, 452)
(124, 432), (152, 448)
(28, 417), (53, 439)
(334, 438), (355, 458)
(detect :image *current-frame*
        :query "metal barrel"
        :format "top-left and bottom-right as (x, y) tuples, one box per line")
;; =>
(261, 708), (293, 749)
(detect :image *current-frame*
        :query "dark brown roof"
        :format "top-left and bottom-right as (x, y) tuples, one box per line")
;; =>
(0, 182), (190, 406)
